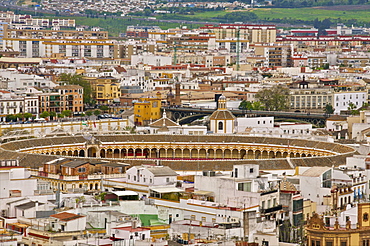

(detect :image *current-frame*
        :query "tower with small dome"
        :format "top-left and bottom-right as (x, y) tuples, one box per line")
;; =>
(209, 95), (236, 134)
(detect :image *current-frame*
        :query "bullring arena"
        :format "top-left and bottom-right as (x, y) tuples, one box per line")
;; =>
(0, 134), (356, 170)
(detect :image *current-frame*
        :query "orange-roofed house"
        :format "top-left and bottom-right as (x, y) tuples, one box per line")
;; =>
(49, 212), (86, 232)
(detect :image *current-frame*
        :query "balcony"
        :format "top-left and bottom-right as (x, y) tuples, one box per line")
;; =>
(260, 204), (283, 214)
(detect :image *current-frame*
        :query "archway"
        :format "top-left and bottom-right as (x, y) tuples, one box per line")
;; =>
(135, 148), (143, 158)
(100, 149), (106, 158)
(224, 149), (231, 158)
(183, 149), (190, 158)
(167, 148), (174, 158)
(88, 147), (97, 157)
(79, 150), (85, 157)
(114, 149), (120, 158)
(175, 148), (182, 158)
(215, 149), (223, 159)
(261, 150), (268, 159)
(232, 149), (239, 159)
(199, 149), (206, 158)
(255, 150), (261, 159)
(121, 149), (127, 158)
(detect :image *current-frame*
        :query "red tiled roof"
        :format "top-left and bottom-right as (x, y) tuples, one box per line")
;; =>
(50, 212), (85, 222)
(114, 66), (127, 73)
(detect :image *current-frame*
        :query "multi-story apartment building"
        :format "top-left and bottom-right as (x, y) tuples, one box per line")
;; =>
(125, 25), (162, 38)
(215, 39), (249, 53)
(133, 93), (162, 126)
(88, 77), (121, 104)
(2, 25), (118, 58)
(200, 24), (277, 44)
(277, 35), (370, 52)
(307, 54), (328, 68)
(0, 93), (39, 121)
(118, 39), (157, 59)
(39, 85), (83, 114)
(0, 12), (75, 28)
(254, 43), (293, 67)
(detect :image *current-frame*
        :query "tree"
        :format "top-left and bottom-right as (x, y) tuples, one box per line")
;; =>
(39, 111), (50, 119)
(347, 102), (359, 115)
(324, 104), (335, 114)
(255, 85), (290, 111)
(93, 109), (101, 116)
(6, 114), (16, 122)
(61, 110), (73, 118)
(99, 105), (109, 113)
(85, 110), (93, 117)
(59, 73), (93, 105)
(16, 113), (24, 121)
(23, 113), (33, 120)
(239, 100), (264, 110)
(49, 111), (57, 120)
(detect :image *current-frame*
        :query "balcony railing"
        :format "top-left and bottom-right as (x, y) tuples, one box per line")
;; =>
(261, 204), (283, 214)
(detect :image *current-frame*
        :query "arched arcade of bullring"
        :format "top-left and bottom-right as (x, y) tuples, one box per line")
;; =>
(0, 134), (356, 171)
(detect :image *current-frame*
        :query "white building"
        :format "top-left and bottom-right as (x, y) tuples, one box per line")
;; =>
(110, 225), (150, 241)
(131, 53), (172, 66)
(236, 116), (274, 133)
(299, 167), (352, 213)
(125, 165), (178, 196)
(0, 160), (37, 199)
(326, 115), (348, 132)
(334, 91), (366, 114)
(50, 212), (87, 232)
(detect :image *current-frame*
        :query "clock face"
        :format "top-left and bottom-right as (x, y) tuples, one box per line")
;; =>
(115, 229), (119, 234)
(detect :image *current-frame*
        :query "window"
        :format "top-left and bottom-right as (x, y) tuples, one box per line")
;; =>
(237, 182), (251, 192)
(340, 242), (347, 246)
(364, 213), (369, 222)
(326, 242), (333, 246)
(218, 121), (223, 131)
(166, 178), (169, 182)
(250, 168), (254, 173)
(78, 167), (86, 173)
(234, 168), (238, 178)
(311, 241), (321, 246)
(363, 239), (370, 246)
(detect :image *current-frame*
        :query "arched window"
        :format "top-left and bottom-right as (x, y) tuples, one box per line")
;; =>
(218, 121), (223, 131)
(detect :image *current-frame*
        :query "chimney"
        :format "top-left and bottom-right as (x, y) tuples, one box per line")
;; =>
(132, 220), (137, 229)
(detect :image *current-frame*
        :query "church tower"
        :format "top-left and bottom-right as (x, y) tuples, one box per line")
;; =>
(209, 95), (236, 134)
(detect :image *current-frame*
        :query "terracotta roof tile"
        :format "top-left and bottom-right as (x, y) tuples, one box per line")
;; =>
(50, 212), (85, 222)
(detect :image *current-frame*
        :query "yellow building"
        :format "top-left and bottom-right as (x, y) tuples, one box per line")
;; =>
(88, 77), (121, 104)
(134, 92), (162, 126)
(306, 203), (370, 246)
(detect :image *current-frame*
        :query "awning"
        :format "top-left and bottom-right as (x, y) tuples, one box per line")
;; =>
(193, 190), (214, 196)
(150, 187), (184, 193)
(112, 191), (138, 196)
